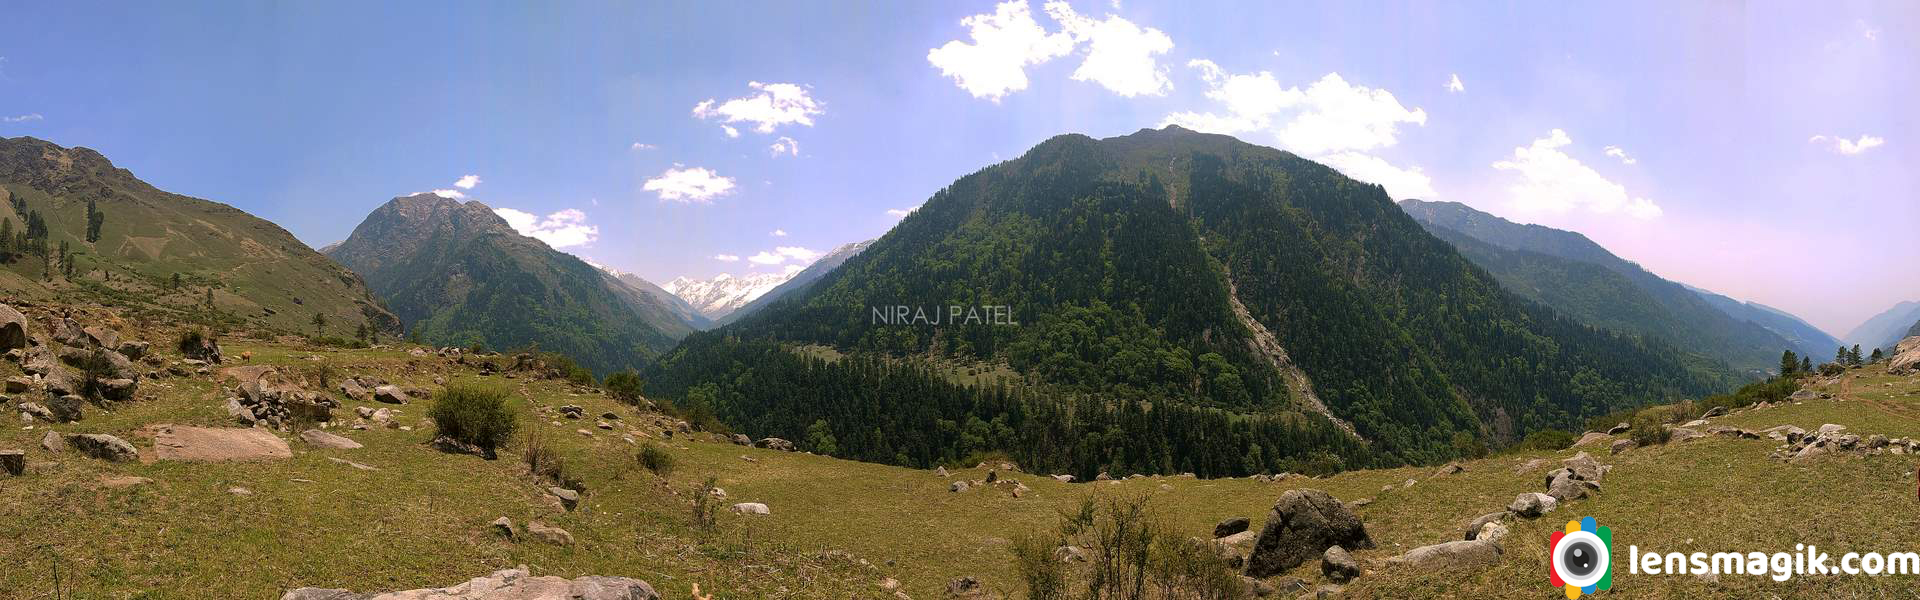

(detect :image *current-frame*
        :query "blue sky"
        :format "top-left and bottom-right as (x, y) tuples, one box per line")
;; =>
(0, 1), (1913, 334)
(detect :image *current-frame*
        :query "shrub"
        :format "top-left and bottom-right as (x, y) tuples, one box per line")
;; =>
(1513, 429), (1577, 452)
(1010, 531), (1069, 600)
(75, 348), (117, 401)
(692, 475), (720, 531)
(604, 369), (646, 405)
(522, 427), (578, 489)
(428, 385), (519, 459)
(638, 443), (677, 479)
(175, 328), (214, 356)
(1629, 416), (1671, 447)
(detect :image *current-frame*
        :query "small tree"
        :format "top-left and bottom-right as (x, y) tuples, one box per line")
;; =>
(1800, 356), (1812, 373)
(604, 369), (645, 404)
(804, 419), (840, 456)
(310, 313), (327, 337)
(1780, 350), (1799, 375)
(428, 385), (520, 459)
(1849, 345), (1864, 366)
(1871, 348), (1885, 363)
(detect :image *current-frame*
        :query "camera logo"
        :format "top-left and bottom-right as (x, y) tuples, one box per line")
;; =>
(1549, 516), (1613, 598)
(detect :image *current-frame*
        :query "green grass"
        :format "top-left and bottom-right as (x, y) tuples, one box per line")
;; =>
(6, 338), (1920, 598)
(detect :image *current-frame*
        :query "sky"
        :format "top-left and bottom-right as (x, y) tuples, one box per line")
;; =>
(0, 1), (1914, 335)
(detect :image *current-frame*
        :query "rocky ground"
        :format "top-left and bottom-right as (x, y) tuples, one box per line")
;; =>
(4, 300), (1920, 598)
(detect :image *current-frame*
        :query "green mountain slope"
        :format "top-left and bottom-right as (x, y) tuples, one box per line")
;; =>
(647, 126), (1715, 475)
(326, 193), (694, 374)
(1682, 285), (1840, 360)
(0, 136), (398, 335)
(1400, 199), (1800, 375)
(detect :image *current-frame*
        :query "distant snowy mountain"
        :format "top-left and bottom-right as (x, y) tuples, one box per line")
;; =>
(665, 271), (795, 320)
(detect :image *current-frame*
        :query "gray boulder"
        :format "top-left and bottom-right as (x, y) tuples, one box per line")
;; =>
(67, 433), (139, 462)
(1610, 439), (1637, 455)
(1388, 540), (1502, 571)
(754, 437), (795, 451)
(1243, 489), (1373, 578)
(0, 304), (26, 350)
(1322, 545), (1361, 583)
(1508, 492), (1558, 518)
(526, 520), (574, 545)
(1215, 516), (1250, 538)
(45, 395), (84, 423)
(1463, 512), (1507, 541)
(299, 429), (363, 450)
(372, 385), (410, 404)
(279, 567), (657, 600)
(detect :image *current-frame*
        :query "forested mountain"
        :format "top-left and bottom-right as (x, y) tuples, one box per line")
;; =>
(0, 136), (398, 335)
(1399, 199), (1805, 374)
(327, 193), (697, 374)
(1844, 301), (1920, 354)
(714, 239), (871, 327)
(1683, 285), (1840, 360)
(603, 269), (712, 331)
(645, 126), (1717, 478)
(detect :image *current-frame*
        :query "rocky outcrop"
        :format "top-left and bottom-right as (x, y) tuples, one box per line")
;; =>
(1387, 540), (1502, 571)
(754, 437), (795, 452)
(1891, 337), (1920, 375)
(229, 369), (337, 429)
(151, 425), (292, 462)
(64, 433), (139, 462)
(0, 304), (27, 350)
(300, 429), (363, 450)
(1244, 489), (1373, 578)
(279, 566), (658, 600)
(1322, 546), (1361, 583)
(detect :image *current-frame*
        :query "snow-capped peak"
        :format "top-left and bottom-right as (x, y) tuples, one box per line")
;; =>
(665, 271), (794, 319)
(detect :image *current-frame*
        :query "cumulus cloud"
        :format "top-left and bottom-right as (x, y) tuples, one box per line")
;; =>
(783, 264), (807, 276)
(1493, 129), (1662, 220)
(1602, 145), (1637, 165)
(693, 81), (823, 135)
(886, 206), (919, 218)
(714, 254), (741, 262)
(494, 207), (600, 248)
(769, 136), (799, 157)
(454, 174), (481, 190)
(2, 113), (43, 123)
(429, 189), (465, 199)
(1445, 73), (1464, 93)
(927, 1), (1173, 101)
(747, 251), (785, 265)
(744, 246), (822, 267)
(643, 166), (736, 202)
(775, 246), (821, 261)
(770, 229), (787, 237)
(631, 142), (656, 150)
(1317, 152), (1436, 200)
(1808, 134), (1885, 155)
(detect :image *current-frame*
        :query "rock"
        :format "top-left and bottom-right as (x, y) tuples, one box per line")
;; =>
(300, 429), (362, 450)
(935, 466), (949, 477)
(1610, 439), (1637, 455)
(950, 481), (970, 493)
(1476, 521), (1510, 545)
(431, 435), (483, 456)
(0, 449), (22, 476)
(0, 304), (26, 350)
(1868, 434), (1889, 449)
(1513, 458), (1548, 474)
(730, 502), (770, 515)
(1818, 423), (1847, 435)
(152, 425), (291, 462)
(17, 401), (54, 422)
(1054, 545), (1089, 563)
(1574, 432), (1612, 447)
(1607, 422), (1630, 435)
(99, 475), (153, 488)
(328, 457), (377, 471)
(118, 341), (149, 360)
(281, 567), (658, 600)
(229, 487), (253, 496)
(1243, 488), (1373, 578)
(1388, 540), (1502, 571)
(1463, 512), (1507, 541)
(339, 379), (372, 402)
(1215, 516), (1250, 538)
(45, 395), (84, 423)
(96, 378), (137, 401)
(1669, 427), (1706, 443)
(1562, 452), (1605, 481)
(1701, 406), (1727, 418)
(1790, 389), (1817, 401)
(4, 376), (31, 393)
(67, 433), (139, 462)
(355, 406), (374, 419)
(945, 576), (983, 597)
(372, 385), (410, 404)
(1052, 474), (1076, 483)
(1547, 472), (1590, 502)
(730, 433), (751, 446)
(1432, 463), (1465, 476)
(80, 326), (121, 350)
(1681, 419), (1710, 428)
(1322, 546), (1361, 583)
(549, 487), (580, 511)
(1508, 493), (1558, 518)
(526, 520), (573, 545)
(754, 437), (796, 452)
(41, 430), (65, 452)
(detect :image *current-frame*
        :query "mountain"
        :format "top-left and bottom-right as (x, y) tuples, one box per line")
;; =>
(1843, 300), (1920, 354)
(646, 126), (1715, 477)
(0, 136), (399, 335)
(1399, 199), (1802, 375)
(1681, 285), (1840, 360)
(714, 239), (872, 327)
(664, 272), (794, 320)
(326, 193), (697, 374)
(602, 269), (712, 330)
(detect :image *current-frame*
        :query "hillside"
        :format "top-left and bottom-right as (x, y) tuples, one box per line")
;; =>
(1400, 199), (1803, 375)
(713, 239), (871, 327)
(604, 269), (713, 331)
(5, 301), (1915, 599)
(0, 136), (398, 335)
(325, 193), (696, 374)
(664, 271), (792, 321)
(1843, 300), (1920, 354)
(1684, 285), (1841, 360)
(647, 126), (1716, 477)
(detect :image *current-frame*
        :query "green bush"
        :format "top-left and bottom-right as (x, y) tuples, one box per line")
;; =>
(638, 443), (676, 479)
(428, 385), (519, 459)
(1629, 417), (1671, 447)
(604, 369), (646, 405)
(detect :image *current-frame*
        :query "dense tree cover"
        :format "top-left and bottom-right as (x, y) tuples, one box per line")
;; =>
(653, 127), (1724, 472)
(645, 339), (1377, 478)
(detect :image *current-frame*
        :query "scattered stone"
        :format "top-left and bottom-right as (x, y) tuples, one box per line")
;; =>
(67, 433), (139, 462)
(151, 425), (291, 462)
(1681, 419), (1710, 428)
(1388, 540), (1503, 571)
(1322, 546), (1361, 583)
(754, 437), (796, 452)
(0, 449), (22, 476)
(372, 385), (410, 404)
(1052, 474), (1076, 483)
(1477, 521), (1510, 545)
(326, 457), (377, 471)
(229, 487), (253, 496)
(1463, 512), (1507, 541)
(1513, 458), (1548, 474)
(279, 567), (657, 600)
(1243, 488), (1374, 578)
(431, 435), (484, 457)
(1701, 406), (1728, 418)
(1574, 432), (1611, 447)
(299, 429), (362, 450)
(950, 481), (970, 493)
(730, 502), (771, 515)
(1818, 423), (1847, 435)
(16, 401), (54, 422)
(730, 433), (751, 446)
(1432, 463), (1465, 476)
(1215, 517), (1250, 538)
(490, 516), (515, 539)
(549, 487), (580, 511)
(45, 395), (84, 423)
(1669, 427), (1707, 443)
(0, 304), (27, 350)
(935, 466), (950, 477)
(1055, 545), (1089, 563)
(99, 475), (153, 489)
(41, 430), (65, 452)
(945, 576), (983, 597)
(1610, 439), (1637, 455)
(4, 376), (31, 393)
(1606, 422), (1630, 435)
(1508, 493), (1558, 518)
(526, 520), (573, 545)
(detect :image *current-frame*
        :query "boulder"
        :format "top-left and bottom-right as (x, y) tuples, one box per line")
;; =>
(4, 376), (31, 393)
(490, 517), (515, 539)
(117, 341), (150, 360)
(339, 379), (372, 402)
(300, 429), (363, 450)
(754, 437), (796, 452)
(1388, 540), (1502, 571)
(45, 395), (84, 423)
(1053, 474), (1076, 483)
(41, 430), (65, 452)
(730, 433), (752, 446)
(280, 567), (657, 600)
(151, 425), (292, 462)
(1610, 439), (1637, 455)
(1432, 463), (1465, 476)
(0, 449), (23, 476)
(1215, 517), (1250, 538)
(1463, 512), (1507, 541)
(730, 502), (771, 515)
(1574, 432), (1611, 447)
(1701, 406), (1728, 418)
(950, 481), (970, 493)
(1818, 423), (1847, 435)
(1561, 452), (1606, 482)
(67, 433), (139, 462)
(98, 378), (137, 402)
(549, 487), (580, 511)
(0, 304), (26, 350)
(1507, 493), (1558, 518)
(1322, 546), (1361, 583)
(1243, 489), (1373, 578)
(945, 576), (984, 598)
(1476, 521), (1510, 545)
(526, 520), (574, 545)
(1669, 427), (1707, 443)
(17, 401), (54, 422)
(1547, 472), (1590, 502)
(1606, 422), (1630, 435)
(372, 385), (410, 404)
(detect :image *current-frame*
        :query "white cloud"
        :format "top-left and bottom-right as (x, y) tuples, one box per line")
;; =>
(429, 189), (465, 199)
(743, 246), (822, 267)
(1043, 2), (1174, 97)
(1445, 73), (1464, 93)
(886, 206), (919, 218)
(643, 166), (736, 202)
(770, 229), (787, 237)
(1317, 152), (1435, 200)
(783, 264), (807, 276)
(2, 113), (43, 123)
(1165, 68), (1425, 155)
(454, 174), (481, 190)
(1602, 145), (1637, 165)
(775, 246), (821, 261)
(693, 81), (823, 135)
(769, 136), (799, 157)
(1859, 19), (1880, 41)
(714, 254), (741, 262)
(926, 1), (1075, 101)
(493, 207), (600, 248)
(1493, 129), (1662, 220)
(1808, 134), (1885, 155)
(747, 251), (785, 265)
(631, 142), (656, 150)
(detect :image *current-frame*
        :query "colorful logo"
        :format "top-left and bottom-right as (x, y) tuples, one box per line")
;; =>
(1549, 516), (1613, 598)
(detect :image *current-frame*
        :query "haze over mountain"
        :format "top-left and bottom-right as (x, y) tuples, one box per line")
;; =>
(1399, 199), (1824, 374)
(647, 126), (1715, 476)
(1844, 300), (1920, 354)
(326, 193), (699, 374)
(0, 136), (398, 335)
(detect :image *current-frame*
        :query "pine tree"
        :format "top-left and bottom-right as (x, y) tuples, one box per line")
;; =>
(0, 218), (12, 262)
(1871, 348), (1885, 363)
(85, 198), (106, 243)
(1849, 345), (1864, 366)
(311, 313), (328, 337)
(1801, 356), (1813, 373)
(1780, 350), (1799, 375)
(1837, 346), (1849, 365)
